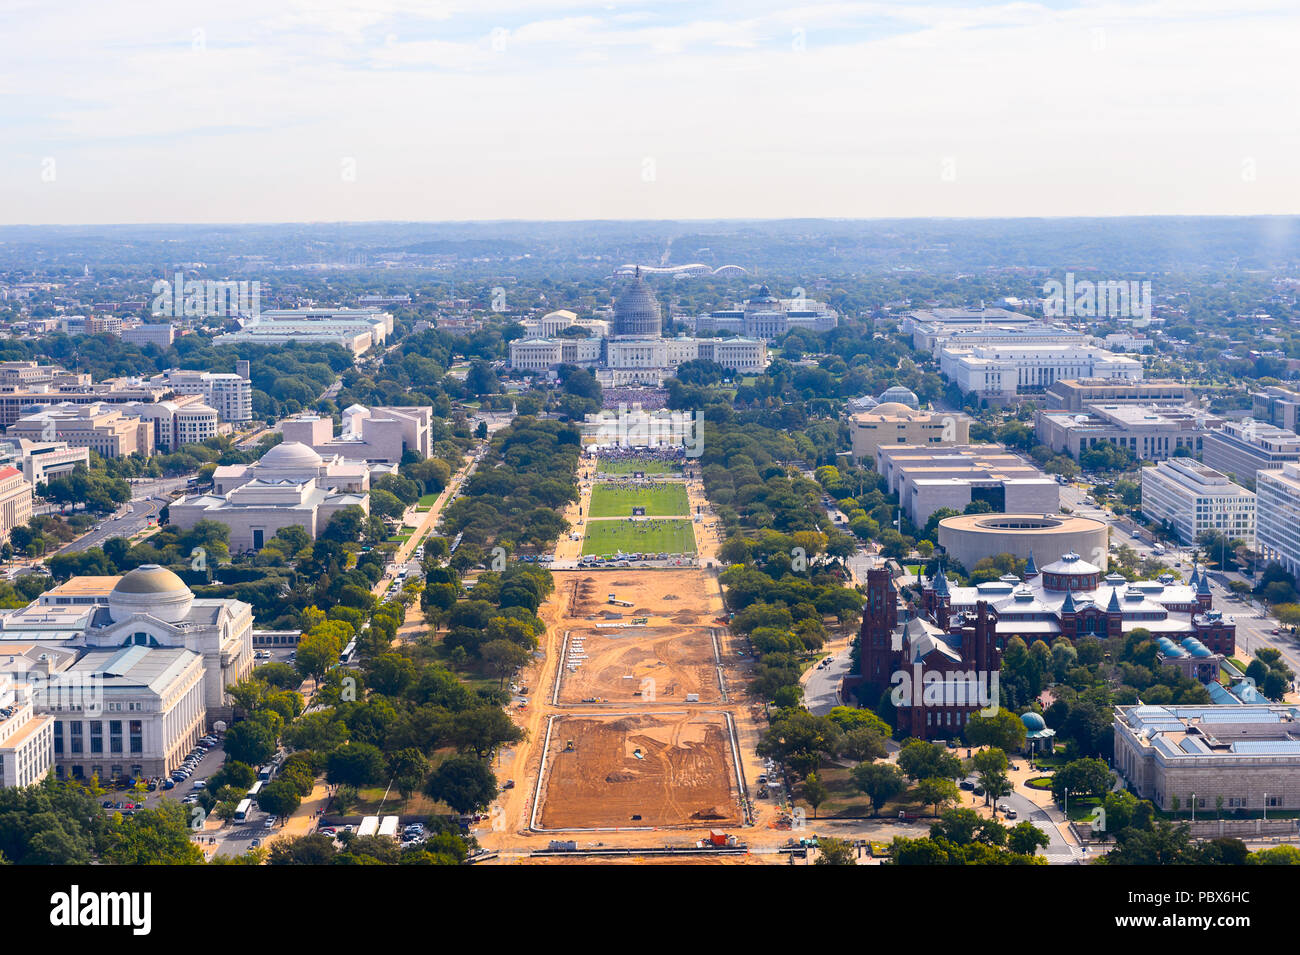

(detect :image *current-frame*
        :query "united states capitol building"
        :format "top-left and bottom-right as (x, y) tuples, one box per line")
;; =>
(509, 269), (769, 386)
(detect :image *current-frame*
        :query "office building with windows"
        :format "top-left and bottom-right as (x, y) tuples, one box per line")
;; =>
(1035, 404), (1221, 462)
(1201, 419), (1300, 487)
(8, 402), (154, 458)
(1254, 462), (1300, 577)
(1252, 386), (1300, 433)
(1140, 458), (1256, 546)
(0, 673), (54, 788)
(1045, 378), (1194, 412)
(941, 344), (1142, 405)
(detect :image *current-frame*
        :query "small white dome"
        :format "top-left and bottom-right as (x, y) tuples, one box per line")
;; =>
(258, 441), (323, 470)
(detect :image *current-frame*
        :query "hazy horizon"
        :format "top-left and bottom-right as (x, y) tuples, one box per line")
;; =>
(6, 213), (1300, 230)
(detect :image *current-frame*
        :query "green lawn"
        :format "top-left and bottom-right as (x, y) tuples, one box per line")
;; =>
(581, 519), (696, 556)
(596, 459), (681, 476)
(795, 765), (942, 820)
(417, 493), (440, 508)
(347, 786), (441, 816)
(588, 482), (689, 517)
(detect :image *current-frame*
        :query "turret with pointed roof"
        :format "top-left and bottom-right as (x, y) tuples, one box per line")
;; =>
(933, 563), (950, 597)
(1024, 550), (1038, 580)
(1197, 569), (1212, 596)
(1196, 564), (1213, 612)
(1058, 588), (1079, 639)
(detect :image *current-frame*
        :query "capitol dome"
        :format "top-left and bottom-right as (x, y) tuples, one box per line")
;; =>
(109, 564), (194, 625)
(878, 386), (920, 410)
(258, 441), (323, 471)
(612, 268), (662, 338)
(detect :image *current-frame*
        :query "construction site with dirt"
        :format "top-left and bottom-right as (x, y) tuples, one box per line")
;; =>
(554, 572), (727, 706)
(477, 451), (796, 863)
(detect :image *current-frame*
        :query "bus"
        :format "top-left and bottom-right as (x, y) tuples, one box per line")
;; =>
(340, 639), (357, 666)
(257, 765), (273, 782)
(234, 798), (253, 823)
(247, 781), (263, 800)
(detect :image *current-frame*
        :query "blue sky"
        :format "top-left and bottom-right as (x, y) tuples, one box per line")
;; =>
(1, 0), (1296, 223)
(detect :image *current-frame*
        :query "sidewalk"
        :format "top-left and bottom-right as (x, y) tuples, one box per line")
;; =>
(265, 779), (332, 850)
(371, 451), (478, 598)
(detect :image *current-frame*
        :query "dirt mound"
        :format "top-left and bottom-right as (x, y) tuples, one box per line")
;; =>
(673, 614), (697, 625)
(605, 772), (638, 783)
(691, 807), (730, 820)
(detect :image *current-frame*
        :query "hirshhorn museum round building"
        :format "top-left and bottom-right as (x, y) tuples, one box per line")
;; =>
(938, 513), (1109, 572)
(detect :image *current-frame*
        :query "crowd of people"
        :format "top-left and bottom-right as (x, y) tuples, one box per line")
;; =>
(601, 387), (668, 410)
(588, 446), (687, 467)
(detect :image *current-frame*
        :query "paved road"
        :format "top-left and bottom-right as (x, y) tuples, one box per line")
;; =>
(803, 653), (853, 715)
(57, 497), (169, 555)
(1001, 789), (1080, 864)
(371, 447), (483, 599)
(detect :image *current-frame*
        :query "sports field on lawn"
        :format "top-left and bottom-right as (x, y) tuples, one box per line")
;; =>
(588, 483), (689, 517)
(596, 459), (680, 475)
(580, 519), (697, 556)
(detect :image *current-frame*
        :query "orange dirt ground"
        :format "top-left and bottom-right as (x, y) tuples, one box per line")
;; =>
(556, 625), (722, 705)
(569, 569), (723, 619)
(497, 853), (772, 865)
(536, 713), (743, 830)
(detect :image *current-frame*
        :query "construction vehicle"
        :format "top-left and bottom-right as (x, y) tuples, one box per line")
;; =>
(607, 593), (634, 607)
(564, 739), (575, 752)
